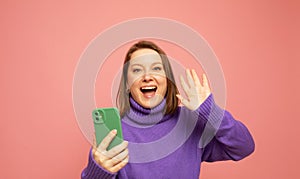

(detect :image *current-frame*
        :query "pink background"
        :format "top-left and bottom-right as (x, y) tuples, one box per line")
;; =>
(1, 0), (299, 178)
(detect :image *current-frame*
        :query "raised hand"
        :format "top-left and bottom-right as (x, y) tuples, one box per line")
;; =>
(176, 69), (211, 111)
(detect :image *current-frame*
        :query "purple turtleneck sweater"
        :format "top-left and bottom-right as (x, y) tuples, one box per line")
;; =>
(81, 94), (255, 179)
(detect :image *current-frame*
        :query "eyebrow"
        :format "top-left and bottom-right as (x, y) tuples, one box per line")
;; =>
(130, 62), (163, 67)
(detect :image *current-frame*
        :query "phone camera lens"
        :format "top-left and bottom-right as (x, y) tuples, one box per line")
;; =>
(95, 117), (99, 121)
(95, 112), (99, 116)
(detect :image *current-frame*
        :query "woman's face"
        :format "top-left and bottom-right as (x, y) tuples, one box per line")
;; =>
(127, 48), (167, 108)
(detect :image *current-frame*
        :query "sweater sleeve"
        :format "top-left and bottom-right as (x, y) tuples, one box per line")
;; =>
(195, 94), (255, 162)
(81, 148), (118, 179)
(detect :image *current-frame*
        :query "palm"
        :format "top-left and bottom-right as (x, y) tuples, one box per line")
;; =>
(176, 69), (211, 110)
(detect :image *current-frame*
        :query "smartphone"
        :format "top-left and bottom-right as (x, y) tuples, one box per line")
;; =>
(92, 107), (123, 150)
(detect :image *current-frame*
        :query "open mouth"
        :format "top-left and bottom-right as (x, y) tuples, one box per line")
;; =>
(140, 86), (157, 98)
(140, 86), (157, 93)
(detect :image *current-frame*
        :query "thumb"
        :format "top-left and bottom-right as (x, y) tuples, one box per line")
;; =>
(176, 94), (190, 107)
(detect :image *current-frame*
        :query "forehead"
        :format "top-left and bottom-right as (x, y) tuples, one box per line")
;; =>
(129, 48), (162, 65)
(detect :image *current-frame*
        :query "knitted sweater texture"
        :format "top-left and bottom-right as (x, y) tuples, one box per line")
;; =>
(81, 94), (255, 179)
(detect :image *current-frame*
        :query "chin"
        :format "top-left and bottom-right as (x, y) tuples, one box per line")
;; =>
(140, 95), (164, 109)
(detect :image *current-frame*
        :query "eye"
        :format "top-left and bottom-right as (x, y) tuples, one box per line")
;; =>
(153, 66), (162, 71)
(132, 68), (142, 73)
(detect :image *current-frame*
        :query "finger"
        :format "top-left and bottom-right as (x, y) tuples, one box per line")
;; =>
(176, 94), (190, 108)
(92, 135), (97, 153)
(202, 74), (210, 89)
(110, 155), (129, 173)
(106, 141), (129, 158)
(180, 75), (189, 96)
(191, 69), (201, 87)
(98, 129), (117, 151)
(110, 148), (129, 166)
(186, 69), (195, 87)
(176, 94), (183, 103)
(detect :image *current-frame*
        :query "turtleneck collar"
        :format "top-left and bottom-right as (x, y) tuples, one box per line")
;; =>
(122, 96), (173, 127)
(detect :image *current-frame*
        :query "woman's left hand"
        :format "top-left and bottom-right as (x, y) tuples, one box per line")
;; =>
(176, 69), (211, 111)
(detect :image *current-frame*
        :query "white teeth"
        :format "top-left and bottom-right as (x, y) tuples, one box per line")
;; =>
(141, 86), (156, 90)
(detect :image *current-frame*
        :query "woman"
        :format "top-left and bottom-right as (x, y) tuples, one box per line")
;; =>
(81, 40), (255, 178)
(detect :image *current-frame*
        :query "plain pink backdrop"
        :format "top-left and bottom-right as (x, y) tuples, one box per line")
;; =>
(1, 0), (299, 178)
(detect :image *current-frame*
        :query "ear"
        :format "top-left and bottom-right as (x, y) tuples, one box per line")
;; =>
(126, 82), (130, 93)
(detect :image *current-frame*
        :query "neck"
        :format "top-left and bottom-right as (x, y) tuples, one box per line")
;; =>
(122, 97), (173, 127)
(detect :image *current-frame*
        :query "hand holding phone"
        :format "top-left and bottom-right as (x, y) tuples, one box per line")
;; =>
(92, 107), (123, 150)
(92, 108), (128, 173)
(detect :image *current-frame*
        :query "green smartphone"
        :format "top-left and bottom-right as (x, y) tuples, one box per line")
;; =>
(92, 107), (123, 151)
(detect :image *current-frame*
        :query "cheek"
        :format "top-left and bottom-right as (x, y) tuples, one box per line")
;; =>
(156, 76), (167, 90)
(127, 76), (142, 94)
(157, 74), (167, 83)
(127, 74), (139, 88)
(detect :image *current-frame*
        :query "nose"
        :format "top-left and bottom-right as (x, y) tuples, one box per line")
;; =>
(142, 72), (153, 82)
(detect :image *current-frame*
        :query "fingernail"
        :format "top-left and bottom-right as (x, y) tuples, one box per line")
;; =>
(111, 129), (117, 134)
